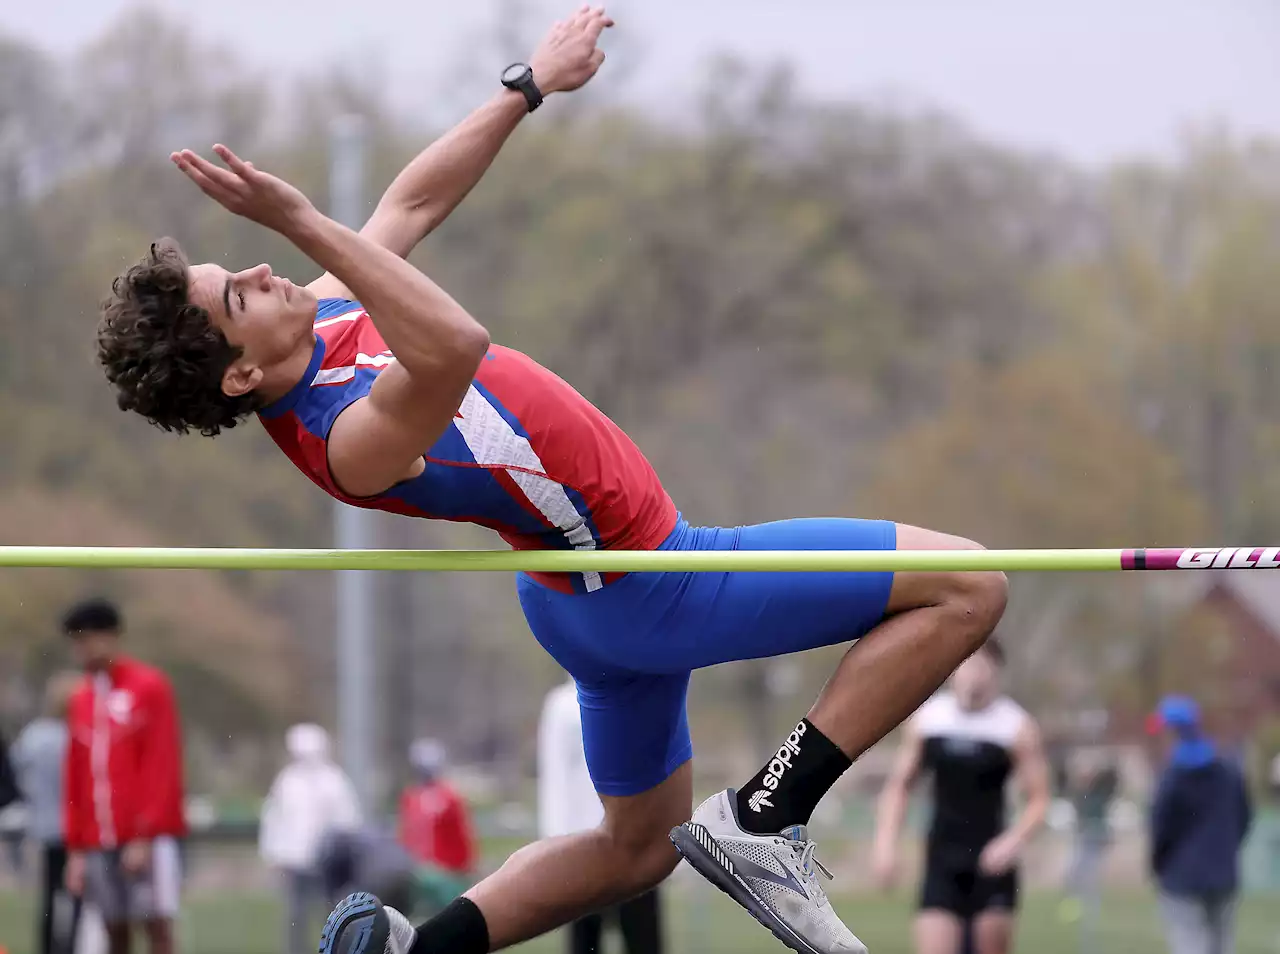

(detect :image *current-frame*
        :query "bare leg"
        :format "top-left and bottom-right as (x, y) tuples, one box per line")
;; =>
(466, 762), (691, 949)
(105, 923), (131, 954)
(915, 911), (965, 954)
(972, 912), (1015, 954)
(143, 919), (174, 954)
(808, 525), (1008, 758)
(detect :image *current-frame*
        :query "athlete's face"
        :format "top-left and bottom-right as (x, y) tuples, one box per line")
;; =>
(951, 650), (1001, 711)
(188, 262), (318, 399)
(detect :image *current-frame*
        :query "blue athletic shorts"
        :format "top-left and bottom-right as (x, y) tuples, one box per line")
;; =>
(517, 516), (897, 797)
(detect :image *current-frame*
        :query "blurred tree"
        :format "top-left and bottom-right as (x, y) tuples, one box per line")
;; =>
(1051, 133), (1280, 542)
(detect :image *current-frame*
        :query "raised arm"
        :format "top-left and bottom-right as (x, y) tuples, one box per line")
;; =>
(309, 6), (613, 298)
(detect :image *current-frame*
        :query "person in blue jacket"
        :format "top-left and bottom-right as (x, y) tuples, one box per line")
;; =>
(1148, 695), (1252, 954)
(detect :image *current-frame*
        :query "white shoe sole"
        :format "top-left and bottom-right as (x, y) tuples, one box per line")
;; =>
(670, 821), (829, 954)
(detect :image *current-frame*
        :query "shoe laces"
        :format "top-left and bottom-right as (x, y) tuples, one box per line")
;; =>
(779, 826), (833, 896)
(796, 840), (834, 882)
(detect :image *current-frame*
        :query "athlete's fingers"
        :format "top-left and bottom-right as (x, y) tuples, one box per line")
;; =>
(171, 151), (218, 189)
(177, 149), (246, 194)
(213, 143), (256, 181)
(176, 162), (228, 203)
(176, 150), (245, 204)
(171, 153), (231, 203)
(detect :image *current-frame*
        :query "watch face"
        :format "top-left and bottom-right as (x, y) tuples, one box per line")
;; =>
(503, 64), (529, 85)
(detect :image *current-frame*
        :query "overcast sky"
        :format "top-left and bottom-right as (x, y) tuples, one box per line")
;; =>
(4, 0), (1278, 165)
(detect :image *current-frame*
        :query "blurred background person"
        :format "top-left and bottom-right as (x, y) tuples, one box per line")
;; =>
(538, 676), (665, 954)
(0, 725), (18, 875)
(317, 824), (421, 920)
(11, 671), (83, 954)
(872, 638), (1050, 954)
(0, 728), (15, 814)
(1148, 696), (1252, 954)
(0, 723), (17, 816)
(259, 722), (362, 954)
(61, 598), (186, 954)
(397, 738), (476, 917)
(1058, 749), (1119, 950)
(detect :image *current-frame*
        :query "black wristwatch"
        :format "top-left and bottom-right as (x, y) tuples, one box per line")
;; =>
(501, 62), (544, 113)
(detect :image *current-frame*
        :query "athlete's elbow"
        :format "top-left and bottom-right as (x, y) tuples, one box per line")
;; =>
(461, 318), (491, 358)
(419, 313), (488, 372)
(440, 307), (489, 361)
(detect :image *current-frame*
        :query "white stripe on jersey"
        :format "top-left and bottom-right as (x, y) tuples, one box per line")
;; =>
(312, 352), (394, 387)
(453, 385), (602, 592)
(314, 308), (366, 329)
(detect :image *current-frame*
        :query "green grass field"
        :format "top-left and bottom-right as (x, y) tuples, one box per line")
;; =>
(1, 886), (1276, 954)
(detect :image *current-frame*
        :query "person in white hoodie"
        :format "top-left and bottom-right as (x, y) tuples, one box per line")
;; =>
(259, 724), (362, 954)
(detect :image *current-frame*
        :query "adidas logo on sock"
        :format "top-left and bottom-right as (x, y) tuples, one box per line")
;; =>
(747, 721), (807, 812)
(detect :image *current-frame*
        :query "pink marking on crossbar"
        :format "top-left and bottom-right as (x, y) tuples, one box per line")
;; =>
(1124, 547), (1280, 570)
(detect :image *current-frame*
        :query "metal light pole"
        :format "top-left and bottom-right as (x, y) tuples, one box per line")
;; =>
(329, 114), (377, 811)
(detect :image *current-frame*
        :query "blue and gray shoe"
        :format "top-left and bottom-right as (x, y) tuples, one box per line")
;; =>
(319, 892), (416, 954)
(670, 789), (867, 954)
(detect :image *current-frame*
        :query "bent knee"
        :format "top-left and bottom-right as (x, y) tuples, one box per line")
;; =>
(936, 538), (1009, 632)
(602, 828), (680, 895)
(640, 839), (682, 885)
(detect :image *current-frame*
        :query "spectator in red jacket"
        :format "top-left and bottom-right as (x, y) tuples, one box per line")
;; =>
(397, 739), (475, 914)
(61, 599), (186, 954)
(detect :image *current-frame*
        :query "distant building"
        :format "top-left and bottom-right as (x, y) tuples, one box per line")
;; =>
(1098, 573), (1280, 776)
(1178, 573), (1280, 730)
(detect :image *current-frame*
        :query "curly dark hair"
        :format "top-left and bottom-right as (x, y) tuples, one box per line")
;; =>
(97, 238), (260, 437)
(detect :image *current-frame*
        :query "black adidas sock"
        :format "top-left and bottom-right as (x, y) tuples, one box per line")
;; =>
(735, 719), (852, 835)
(411, 897), (490, 954)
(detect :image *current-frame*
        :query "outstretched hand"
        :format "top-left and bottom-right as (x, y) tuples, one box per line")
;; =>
(170, 144), (317, 236)
(530, 5), (614, 94)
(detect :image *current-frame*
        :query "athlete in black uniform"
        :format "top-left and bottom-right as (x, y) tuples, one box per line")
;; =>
(871, 639), (1050, 954)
